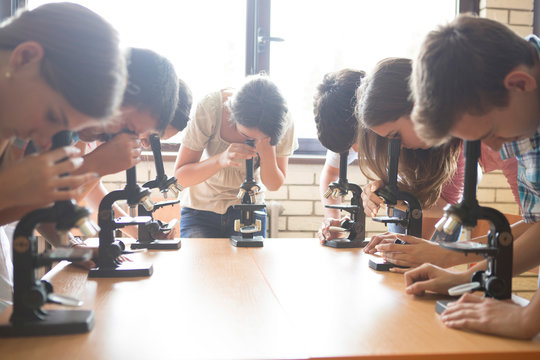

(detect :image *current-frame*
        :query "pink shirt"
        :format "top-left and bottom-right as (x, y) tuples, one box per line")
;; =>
(440, 142), (520, 207)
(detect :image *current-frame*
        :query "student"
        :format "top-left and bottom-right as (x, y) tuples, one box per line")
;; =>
(75, 48), (181, 243)
(316, 62), (464, 246)
(0, 3), (126, 310)
(314, 69), (363, 223)
(174, 75), (297, 238)
(405, 15), (540, 339)
(319, 59), (519, 269)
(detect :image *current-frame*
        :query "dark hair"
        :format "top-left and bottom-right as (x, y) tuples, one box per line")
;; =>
(122, 47), (179, 132)
(313, 69), (365, 153)
(0, 2), (126, 119)
(170, 78), (193, 132)
(228, 75), (288, 146)
(411, 15), (538, 145)
(356, 57), (461, 209)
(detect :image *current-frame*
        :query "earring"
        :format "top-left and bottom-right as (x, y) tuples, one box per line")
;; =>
(5, 70), (11, 79)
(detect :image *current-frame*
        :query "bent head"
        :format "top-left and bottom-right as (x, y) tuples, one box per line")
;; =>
(0, 2), (126, 148)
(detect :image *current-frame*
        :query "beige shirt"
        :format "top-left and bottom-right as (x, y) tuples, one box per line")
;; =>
(179, 90), (298, 214)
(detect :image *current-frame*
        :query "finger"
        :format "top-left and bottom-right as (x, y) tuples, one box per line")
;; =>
(441, 308), (481, 324)
(44, 146), (81, 162)
(389, 267), (408, 274)
(457, 292), (484, 304)
(382, 255), (412, 268)
(50, 157), (85, 174)
(52, 173), (98, 190)
(405, 278), (440, 295)
(442, 318), (481, 331)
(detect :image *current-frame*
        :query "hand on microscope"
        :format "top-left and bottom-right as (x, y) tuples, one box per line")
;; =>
(78, 132), (143, 177)
(364, 232), (459, 269)
(439, 292), (539, 339)
(218, 142), (257, 168)
(403, 263), (471, 296)
(318, 217), (350, 244)
(0, 146), (97, 211)
(361, 180), (407, 217)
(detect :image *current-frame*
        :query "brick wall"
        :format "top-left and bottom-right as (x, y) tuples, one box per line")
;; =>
(480, 0), (534, 36)
(101, 158), (521, 239)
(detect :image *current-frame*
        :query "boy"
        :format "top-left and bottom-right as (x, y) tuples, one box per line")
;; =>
(406, 15), (540, 339)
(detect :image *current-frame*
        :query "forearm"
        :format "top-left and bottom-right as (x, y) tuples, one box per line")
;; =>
(175, 155), (223, 188)
(512, 221), (540, 275)
(259, 151), (285, 191)
(523, 291), (540, 338)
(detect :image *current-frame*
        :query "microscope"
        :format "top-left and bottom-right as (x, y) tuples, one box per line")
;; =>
(370, 137), (423, 271)
(433, 140), (513, 314)
(0, 131), (98, 336)
(323, 150), (367, 248)
(89, 166), (154, 278)
(132, 134), (181, 250)
(230, 139), (266, 247)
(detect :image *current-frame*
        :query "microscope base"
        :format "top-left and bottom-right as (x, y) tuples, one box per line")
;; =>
(131, 238), (181, 250)
(88, 262), (153, 278)
(230, 235), (263, 247)
(368, 258), (409, 271)
(0, 310), (94, 337)
(324, 238), (369, 248)
(435, 300), (452, 314)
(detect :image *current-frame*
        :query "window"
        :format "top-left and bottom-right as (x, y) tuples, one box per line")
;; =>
(28, 0), (247, 143)
(269, 0), (457, 140)
(27, 0), (457, 149)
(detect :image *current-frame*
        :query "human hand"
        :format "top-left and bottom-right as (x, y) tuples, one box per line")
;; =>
(218, 143), (256, 168)
(441, 293), (539, 339)
(373, 234), (452, 268)
(254, 136), (274, 156)
(85, 133), (142, 176)
(404, 263), (469, 296)
(1, 146), (97, 210)
(318, 217), (349, 244)
(363, 231), (400, 254)
(361, 180), (386, 217)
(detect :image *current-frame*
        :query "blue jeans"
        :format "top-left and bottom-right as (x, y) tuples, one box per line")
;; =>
(388, 209), (461, 242)
(180, 206), (267, 238)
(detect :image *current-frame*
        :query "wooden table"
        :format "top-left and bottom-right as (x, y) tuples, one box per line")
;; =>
(1, 238), (539, 360)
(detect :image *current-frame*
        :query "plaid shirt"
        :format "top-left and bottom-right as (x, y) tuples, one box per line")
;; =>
(501, 129), (540, 223)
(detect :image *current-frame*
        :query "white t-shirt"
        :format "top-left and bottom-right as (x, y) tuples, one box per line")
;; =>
(325, 149), (358, 168)
(179, 90), (298, 214)
(0, 225), (13, 312)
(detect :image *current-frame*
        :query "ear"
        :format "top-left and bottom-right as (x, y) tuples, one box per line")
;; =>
(503, 70), (537, 92)
(8, 41), (44, 73)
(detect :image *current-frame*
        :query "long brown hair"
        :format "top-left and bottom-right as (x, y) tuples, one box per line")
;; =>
(356, 58), (461, 209)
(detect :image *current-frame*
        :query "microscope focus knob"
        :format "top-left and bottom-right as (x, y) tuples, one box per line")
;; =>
(23, 281), (49, 308)
(485, 277), (506, 299)
(109, 240), (125, 258)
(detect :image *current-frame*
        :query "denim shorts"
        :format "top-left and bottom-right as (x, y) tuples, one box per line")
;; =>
(180, 206), (267, 239)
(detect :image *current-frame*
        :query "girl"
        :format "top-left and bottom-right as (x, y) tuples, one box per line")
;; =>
(174, 75), (297, 238)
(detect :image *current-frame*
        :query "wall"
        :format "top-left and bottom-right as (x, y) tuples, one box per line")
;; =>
(101, 158), (521, 239)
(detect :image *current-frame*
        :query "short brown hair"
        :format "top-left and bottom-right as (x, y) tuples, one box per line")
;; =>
(0, 3), (126, 120)
(411, 15), (537, 145)
(313, 69), (365, 153)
